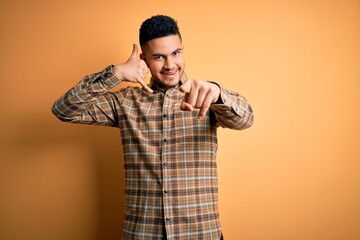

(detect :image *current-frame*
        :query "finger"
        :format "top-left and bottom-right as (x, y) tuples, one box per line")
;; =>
(137, 78), (153, 93)
(197, 93), (213, 119)
(179, 78), (191, 93)
(142, 84), (153, 93)
(180, 96), (194, 111)
(129, 44), (139, 59)
(184, 82), (199, 107)
(195, 88), (207, 108)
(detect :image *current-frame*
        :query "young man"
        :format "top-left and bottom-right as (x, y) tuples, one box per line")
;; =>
(52, 15), (253, 240)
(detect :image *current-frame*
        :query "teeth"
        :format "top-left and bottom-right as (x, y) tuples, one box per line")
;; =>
(162, 70), (177, 75)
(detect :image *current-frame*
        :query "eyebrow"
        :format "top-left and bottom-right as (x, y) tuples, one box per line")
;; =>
(151, 48), (182, 57)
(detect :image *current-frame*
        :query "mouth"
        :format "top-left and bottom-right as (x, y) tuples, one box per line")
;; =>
(161, 70), (178, 79)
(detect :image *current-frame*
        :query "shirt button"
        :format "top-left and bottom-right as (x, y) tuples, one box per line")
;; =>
(164, 162), (168, 167)
(163, 114), (167, 118)
(164, 189), (168, 193)
(163, 138), (167, 143)
(166, 217), (170, 222)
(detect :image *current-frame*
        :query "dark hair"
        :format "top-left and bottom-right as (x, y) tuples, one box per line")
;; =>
(139, 15), (182, 46)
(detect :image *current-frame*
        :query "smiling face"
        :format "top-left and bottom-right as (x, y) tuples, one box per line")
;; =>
(140, 34), (185, 89)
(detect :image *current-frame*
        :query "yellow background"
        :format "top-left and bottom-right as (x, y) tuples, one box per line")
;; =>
(1, 0), (359, 239)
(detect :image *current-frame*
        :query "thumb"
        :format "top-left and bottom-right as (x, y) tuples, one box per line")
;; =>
(179, 78), (192, 93)
(180, 97), (194, 112)
(129, 44), (138, 59)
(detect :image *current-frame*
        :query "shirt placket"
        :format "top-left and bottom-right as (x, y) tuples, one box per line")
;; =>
(161, 90), (172, 238)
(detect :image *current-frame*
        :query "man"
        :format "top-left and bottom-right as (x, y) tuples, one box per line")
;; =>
(52, 15), (253, 240)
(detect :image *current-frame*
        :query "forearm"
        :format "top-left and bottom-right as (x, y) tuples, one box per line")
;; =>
(52, 65), (122, 125)
(210, 84), (254, 130)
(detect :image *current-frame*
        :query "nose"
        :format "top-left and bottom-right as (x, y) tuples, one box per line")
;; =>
(164, 57), (175, 70)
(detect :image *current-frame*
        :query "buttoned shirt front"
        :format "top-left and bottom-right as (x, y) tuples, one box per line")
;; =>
(52, 65), (254, 239)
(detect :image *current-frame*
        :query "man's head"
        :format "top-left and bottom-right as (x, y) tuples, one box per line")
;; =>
(139, 15), (182, 47)
(139, 15), (185, 89)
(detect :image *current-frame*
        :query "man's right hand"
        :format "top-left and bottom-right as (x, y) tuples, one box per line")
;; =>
(113, 44), (153, 93)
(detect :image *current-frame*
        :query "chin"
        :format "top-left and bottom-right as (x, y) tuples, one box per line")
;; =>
(160, 76), (180, 86)
(163, 80), (180, 88)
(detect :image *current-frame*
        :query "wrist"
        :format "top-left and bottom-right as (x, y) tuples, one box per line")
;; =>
(209, 82), (222, 104)
(112, 65), (123, 80)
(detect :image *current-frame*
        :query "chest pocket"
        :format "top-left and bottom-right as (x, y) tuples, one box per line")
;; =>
(172, 103), (198, 143)
(172, 103), (218, 152)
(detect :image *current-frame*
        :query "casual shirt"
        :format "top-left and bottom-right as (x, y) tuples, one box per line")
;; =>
(52, 65), (254, 239)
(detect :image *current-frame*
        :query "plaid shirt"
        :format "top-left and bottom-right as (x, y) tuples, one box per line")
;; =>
(52, 65), (254, 239)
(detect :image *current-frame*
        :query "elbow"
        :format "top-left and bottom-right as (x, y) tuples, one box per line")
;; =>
(234, 114), (254, 130)
(51, 101), (67, 122)
(235, 106), (254, 130)
(51, 102), (59, 118)
(243, 105), (255, 129)
(243, 112), (254, 129)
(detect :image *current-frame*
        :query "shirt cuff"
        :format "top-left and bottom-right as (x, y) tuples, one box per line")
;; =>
(95, 65), (122, 89)
(210, 82), (244, 117)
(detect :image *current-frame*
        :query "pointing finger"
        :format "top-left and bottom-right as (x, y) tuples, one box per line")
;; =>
(179, 78), (191, 94)
(180, 95), (194, 112)
(197, 93), (212, 119)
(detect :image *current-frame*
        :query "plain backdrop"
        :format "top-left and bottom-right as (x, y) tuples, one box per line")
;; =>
(0, 0), (359, 239)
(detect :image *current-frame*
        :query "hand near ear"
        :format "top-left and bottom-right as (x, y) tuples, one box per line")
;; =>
(113, 44), (153, 93)
(179, 79), (220, 119)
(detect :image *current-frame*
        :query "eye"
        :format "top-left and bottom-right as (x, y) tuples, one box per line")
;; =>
(153, 55), (164, 60)
(173, 50), (181, 56)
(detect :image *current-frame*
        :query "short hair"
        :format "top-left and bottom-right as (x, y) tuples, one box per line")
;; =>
(139, 15), (182, 46)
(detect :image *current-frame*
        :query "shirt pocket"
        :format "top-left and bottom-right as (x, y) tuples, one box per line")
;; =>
(172, 103), (197, 144)
(172, 103), (219, 153)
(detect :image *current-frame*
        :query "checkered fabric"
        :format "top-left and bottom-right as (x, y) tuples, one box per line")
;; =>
(52, 66), (254, 239)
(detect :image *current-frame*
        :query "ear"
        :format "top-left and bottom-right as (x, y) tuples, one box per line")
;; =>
(140, 53), (146, 60)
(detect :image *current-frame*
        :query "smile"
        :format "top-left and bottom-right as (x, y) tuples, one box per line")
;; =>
(161, 71), (177, 76)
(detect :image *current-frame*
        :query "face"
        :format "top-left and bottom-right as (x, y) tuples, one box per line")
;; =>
(140, 34), (185, 89)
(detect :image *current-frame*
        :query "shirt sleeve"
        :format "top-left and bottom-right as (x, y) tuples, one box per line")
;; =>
(51, 65), (124, 127)
(210, 83), (254, 130)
